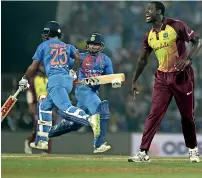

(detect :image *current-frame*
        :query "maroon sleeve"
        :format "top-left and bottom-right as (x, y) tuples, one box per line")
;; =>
(175, 20), (196, 42)
(142, 32), (152, 52)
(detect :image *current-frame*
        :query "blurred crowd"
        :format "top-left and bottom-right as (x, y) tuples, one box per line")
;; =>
(2, 1), (202, 133)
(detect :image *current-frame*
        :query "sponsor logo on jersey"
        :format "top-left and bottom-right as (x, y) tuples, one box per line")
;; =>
(153, 42), (169, 51)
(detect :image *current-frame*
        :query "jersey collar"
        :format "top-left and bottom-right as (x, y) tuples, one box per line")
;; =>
(152, 17), (167, 32)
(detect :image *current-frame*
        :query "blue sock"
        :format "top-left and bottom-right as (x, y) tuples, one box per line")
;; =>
(57, 108), (90, 126)
(49, 120), (82, 138)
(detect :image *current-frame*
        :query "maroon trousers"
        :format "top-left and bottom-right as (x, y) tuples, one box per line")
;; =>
(140, 67), (197, 150)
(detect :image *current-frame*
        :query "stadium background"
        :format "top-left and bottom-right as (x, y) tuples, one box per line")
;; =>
(1, 1), (202, 156)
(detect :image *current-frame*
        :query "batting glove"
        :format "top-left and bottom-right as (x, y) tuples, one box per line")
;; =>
(69, 69), (77, 81)
(111, 79), (122, 88)
(19, 77), (30, 92)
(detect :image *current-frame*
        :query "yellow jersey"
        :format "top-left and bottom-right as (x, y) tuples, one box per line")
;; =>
(143, 18), (196, 72)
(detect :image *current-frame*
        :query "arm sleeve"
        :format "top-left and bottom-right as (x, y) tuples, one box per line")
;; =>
(142, 32), (152, 52)
(104, 56), (114, 75)
(177, 21), (196, 42)
(68, 57), (75, 69)
(69, 45), (78, 58)
(32, 44), (43, 62)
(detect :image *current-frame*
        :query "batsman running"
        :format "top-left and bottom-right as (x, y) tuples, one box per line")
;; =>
(18, 21), (100, 150)
(48, 33), (120, 153)
(24, 64), (52, 154)
(128, 1), (202, 163)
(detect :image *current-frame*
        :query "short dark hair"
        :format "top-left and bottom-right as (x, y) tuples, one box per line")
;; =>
(151, 1), (165, 15)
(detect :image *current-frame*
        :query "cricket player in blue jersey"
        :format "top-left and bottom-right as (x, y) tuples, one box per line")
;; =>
(49, 33), (122, 153)
(18, 21), (100, 150)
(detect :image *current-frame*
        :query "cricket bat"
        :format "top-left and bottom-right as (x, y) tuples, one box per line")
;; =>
(1, 88), (21, 122)
(73, 73), (125, 86)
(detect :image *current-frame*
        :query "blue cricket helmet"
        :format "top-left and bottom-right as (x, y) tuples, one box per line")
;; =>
(86, 33), (105, 54)
(41, 21), (62, 41)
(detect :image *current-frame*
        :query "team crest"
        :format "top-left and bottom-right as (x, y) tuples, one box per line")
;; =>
(163, 32), (168, 38)
(90, 35), (96, 41)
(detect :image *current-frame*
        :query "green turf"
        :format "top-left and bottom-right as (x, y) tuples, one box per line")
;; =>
(1, 154), (202, 178)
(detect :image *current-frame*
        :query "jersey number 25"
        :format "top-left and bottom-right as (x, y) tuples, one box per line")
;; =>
(50, 47), (67, 66)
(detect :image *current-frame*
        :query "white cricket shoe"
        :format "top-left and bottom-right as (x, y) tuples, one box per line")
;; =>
(94, 142), (111, 153)
(128, 151), (151, 162)
(24, 139), (32, 154)
(189, 147), (200, 163)
(30, 140), (48, 150)
(89, 114), (100, 137)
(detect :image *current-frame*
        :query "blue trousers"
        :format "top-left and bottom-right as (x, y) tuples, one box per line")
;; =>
(75, 85), (101, 115)
(49, 85), (110, 148)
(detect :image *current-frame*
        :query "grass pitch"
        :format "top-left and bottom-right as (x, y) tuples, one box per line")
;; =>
(1, 154), (202, 178)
